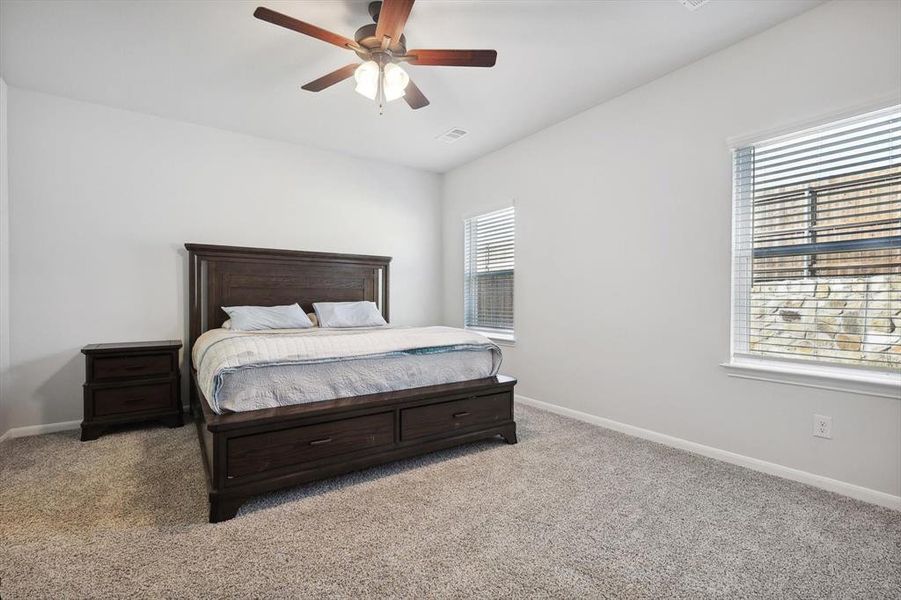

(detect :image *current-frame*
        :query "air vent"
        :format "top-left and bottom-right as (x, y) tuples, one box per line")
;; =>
(679, 0), (710, 10)
(436, 127), (469, 144)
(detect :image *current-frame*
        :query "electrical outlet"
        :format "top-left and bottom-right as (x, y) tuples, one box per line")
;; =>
(813, 414), (832, 439)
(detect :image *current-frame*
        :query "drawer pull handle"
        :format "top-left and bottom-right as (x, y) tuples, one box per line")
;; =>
(453, 411), (471, 419)
(309, 437), (332, 446)
(124, 364), (148, 370)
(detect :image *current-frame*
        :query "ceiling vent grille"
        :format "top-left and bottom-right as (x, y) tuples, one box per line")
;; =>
(679, 0), (710, 10)
(437, 127), (469, 144)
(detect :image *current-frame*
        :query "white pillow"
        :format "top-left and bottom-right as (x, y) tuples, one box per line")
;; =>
(221, 304), (313, 331)
(313, 301), (387, 328)
(222, 312), (317, 329)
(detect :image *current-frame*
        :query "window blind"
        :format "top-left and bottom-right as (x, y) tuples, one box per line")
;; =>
(464, 207), (515, 336)
(732, 105), (900, 370)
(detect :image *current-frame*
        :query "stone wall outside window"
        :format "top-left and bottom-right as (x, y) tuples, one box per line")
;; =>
(750, 274), (901, 369)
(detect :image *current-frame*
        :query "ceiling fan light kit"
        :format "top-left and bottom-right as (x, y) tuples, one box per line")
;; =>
(354, 60), (410, 112)
(254, 0), (497, 113)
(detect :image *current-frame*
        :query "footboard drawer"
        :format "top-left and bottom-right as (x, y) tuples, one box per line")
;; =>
(226, 412), (394, 479)
(400, 392), (511, 441)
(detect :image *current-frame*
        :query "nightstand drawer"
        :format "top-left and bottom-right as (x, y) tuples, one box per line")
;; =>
(91, 353), (173, 381)
(92, 381), (174, 417)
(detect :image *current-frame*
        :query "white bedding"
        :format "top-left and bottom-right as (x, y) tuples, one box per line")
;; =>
(193, 326), (502, 414)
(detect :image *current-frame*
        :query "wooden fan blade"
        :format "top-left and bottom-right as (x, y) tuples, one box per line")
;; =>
(375, 0), (415, 45)
(254, 6), (355, 50)
(301, 64), (359, 92)
(404, 79), (429, 110)
(406, 49), (497, 67)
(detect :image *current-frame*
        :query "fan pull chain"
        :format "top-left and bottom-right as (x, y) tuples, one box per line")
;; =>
(377, 62), (385, 115)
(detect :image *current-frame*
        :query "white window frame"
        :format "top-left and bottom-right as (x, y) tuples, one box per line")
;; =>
(723, 99), (901, 399)
(463, 206), (516, 344)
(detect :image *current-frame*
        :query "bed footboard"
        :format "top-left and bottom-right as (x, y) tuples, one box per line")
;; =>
(192, 373), (517, 523)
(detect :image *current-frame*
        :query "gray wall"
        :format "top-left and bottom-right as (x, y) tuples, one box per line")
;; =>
(442, 0), (901, 496)
(4, 88), (443, 430)
(0, 78), (9, 436)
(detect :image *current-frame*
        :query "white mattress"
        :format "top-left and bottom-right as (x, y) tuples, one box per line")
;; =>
(193, 326), (501, 414)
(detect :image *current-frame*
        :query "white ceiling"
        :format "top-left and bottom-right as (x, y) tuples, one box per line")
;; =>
(0, 0), (822, 172)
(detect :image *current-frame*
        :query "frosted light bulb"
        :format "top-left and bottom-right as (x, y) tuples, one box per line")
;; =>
(382, 63), (410, 102)
(353, 61), (379, 100)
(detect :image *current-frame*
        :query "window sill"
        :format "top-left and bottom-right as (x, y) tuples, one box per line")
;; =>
(721, 356), (901, 399)
(465, 327), (516, 346)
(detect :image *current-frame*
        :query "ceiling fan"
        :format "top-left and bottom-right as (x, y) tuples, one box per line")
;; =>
(254, 0), (497, 113)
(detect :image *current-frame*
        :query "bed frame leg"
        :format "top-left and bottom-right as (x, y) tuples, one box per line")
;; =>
(210, 495), (245, 523)
(501, 423), (517, 445)
(162, 413), (184, 428)
(80, 424), (104, 442)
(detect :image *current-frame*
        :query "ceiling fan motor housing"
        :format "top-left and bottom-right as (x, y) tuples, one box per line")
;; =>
(354, 2), (407, 58)
(354, 23), (407, 58)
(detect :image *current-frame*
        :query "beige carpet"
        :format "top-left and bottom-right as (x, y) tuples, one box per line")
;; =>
(1, 404), (899, 599)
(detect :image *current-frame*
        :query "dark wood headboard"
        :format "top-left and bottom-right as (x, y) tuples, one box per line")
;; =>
(185, 243), (391, 353)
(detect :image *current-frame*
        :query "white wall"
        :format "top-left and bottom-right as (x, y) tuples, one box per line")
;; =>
(0, 78), (9, 435)
(5, 88), (442, 431)
(443, 0), (901, 497)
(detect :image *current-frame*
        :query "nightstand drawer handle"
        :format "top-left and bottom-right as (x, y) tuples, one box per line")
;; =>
(309, 437), (332, 446)
(453, 411), (471, 419)
(124, 364), (147, 370)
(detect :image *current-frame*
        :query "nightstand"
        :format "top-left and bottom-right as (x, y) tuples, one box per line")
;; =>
(81, 340), (183, 441)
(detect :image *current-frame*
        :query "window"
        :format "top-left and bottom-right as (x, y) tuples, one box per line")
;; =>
(731, 105), (900, 374)
(464, 206), (515, 340)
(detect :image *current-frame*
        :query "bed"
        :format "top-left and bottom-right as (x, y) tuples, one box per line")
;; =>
(186, 243), (517, 522)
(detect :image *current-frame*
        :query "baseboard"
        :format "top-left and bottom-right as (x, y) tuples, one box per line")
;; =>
(0, 419), (81, 443)
(515, 394), (901, 511)
(4, 400), (898, 511)
(1, 407), (192, 442)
